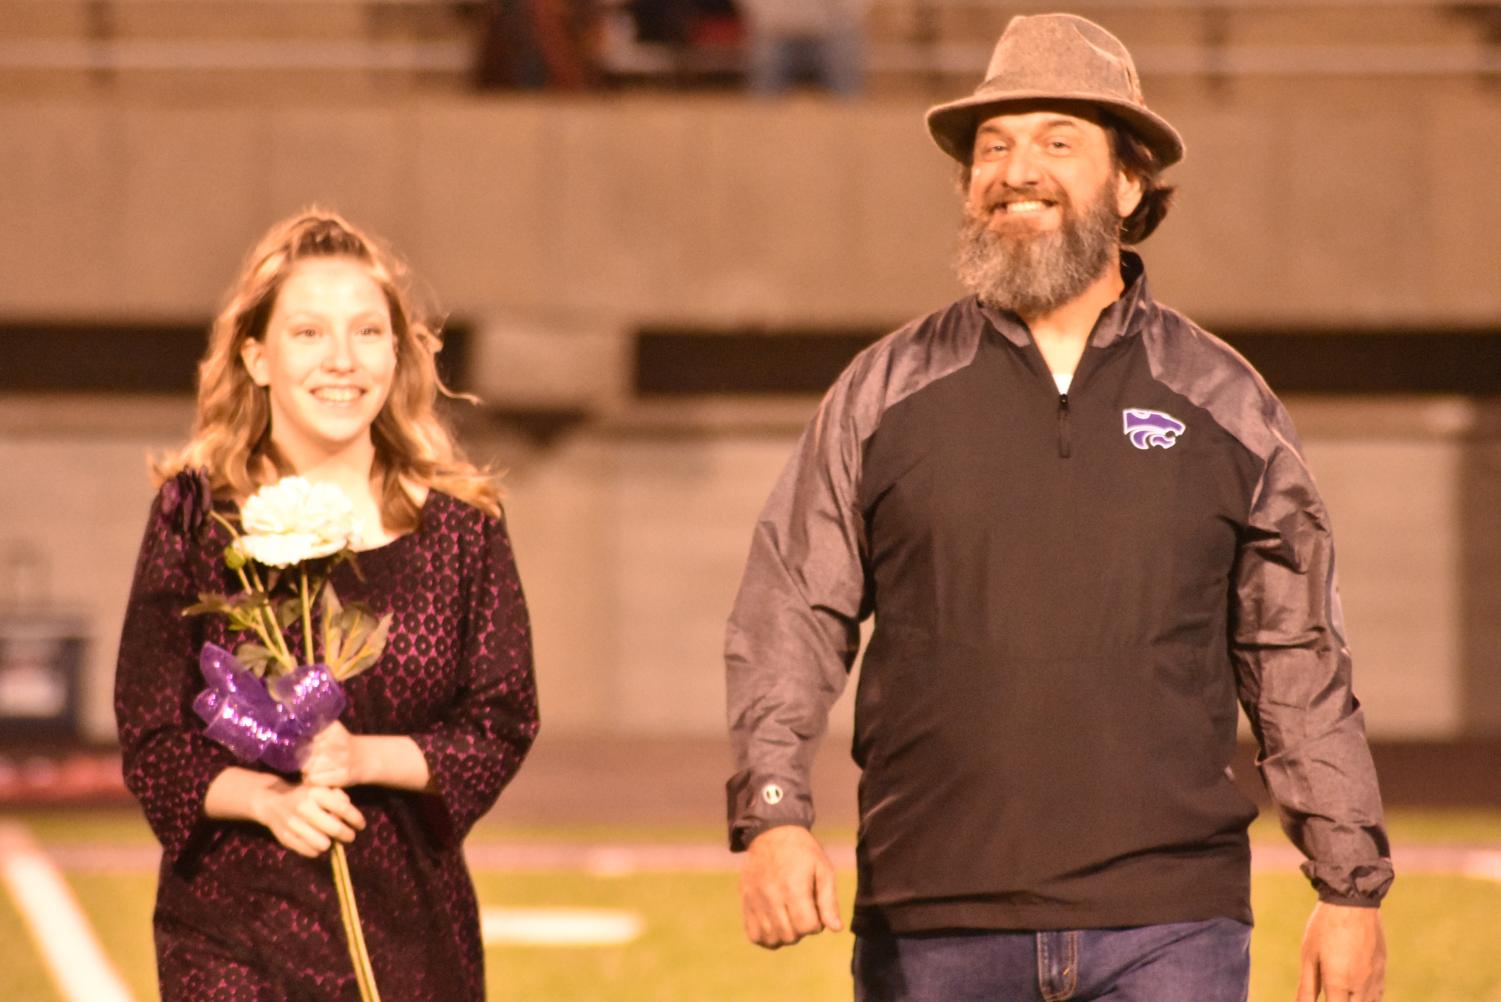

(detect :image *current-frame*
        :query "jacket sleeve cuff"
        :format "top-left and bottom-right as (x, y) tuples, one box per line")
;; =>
(1301, 858), (1394, 908)
(726, 771), (813, 852)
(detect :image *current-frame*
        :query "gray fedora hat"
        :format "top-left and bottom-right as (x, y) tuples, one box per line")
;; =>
(926, 13), (1184, 167)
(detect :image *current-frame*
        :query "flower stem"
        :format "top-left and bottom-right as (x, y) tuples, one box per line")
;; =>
(210, 512), (294, 671)
(299, 566), (316, 663)
(331, 843), (381, 1001)
(244, 563), (296, 671)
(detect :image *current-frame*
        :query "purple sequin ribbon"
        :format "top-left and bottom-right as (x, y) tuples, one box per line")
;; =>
(192, 643), (347, 773)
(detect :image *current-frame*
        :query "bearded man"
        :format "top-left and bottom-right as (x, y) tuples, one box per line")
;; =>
(724, 13), (1393, 1002)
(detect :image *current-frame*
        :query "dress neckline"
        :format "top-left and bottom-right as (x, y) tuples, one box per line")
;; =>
(351, 491), (436, 558)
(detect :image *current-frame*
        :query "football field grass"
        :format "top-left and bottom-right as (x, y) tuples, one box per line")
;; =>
(2, 808), (1499, 1001)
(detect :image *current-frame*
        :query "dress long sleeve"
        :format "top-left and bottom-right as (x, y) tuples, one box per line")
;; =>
(115, 479), (238, 863)
(411, 512), (539, 845)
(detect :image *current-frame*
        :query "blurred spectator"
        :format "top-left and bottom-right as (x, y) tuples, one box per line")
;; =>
(629, 0), (739, 46)
(608, 0), (743, 86)
(629, 0), (695, 45)
(738, 0), (868, 96)
(474, 0), (599, 90)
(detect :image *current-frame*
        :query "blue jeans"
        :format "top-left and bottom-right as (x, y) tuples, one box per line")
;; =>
(853, 918), (1251, 1001)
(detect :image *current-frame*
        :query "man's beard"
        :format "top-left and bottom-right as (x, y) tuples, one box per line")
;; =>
(954, 181), (1122, 317)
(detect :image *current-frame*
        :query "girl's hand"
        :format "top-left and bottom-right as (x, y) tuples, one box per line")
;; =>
(252, 778), (365, 858)
(303, 727), (436, 793)
(302, 720), (363, 788)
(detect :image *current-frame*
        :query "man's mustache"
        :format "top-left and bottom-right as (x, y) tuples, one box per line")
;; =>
(979, 183), (1071, 215)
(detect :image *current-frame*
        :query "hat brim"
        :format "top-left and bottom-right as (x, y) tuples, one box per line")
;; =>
(925, 91), (1184, 169)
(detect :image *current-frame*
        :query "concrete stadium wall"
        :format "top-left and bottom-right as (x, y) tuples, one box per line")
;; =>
(3, 84), (1499, 336)
(1, 87), (1498, 742)
(3, 394), (1497, 744)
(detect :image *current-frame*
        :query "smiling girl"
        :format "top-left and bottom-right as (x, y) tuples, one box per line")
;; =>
(115, 210), (539, 1000)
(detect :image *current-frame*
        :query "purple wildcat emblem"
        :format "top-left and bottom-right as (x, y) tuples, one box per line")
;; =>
(1123, 408), (1186, 450)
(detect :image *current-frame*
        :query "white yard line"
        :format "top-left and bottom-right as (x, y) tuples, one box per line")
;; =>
(1461, 850), (1501, 884)
(0, 821), (135, 1002)
(481, 907), (645, 947)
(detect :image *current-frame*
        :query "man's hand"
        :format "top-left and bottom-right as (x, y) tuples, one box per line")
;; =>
(1295, 902), (1386, 1002)
(739, 825), (843, 949)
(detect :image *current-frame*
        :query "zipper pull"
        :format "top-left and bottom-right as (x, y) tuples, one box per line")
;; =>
(1058, 393), (1072, 459)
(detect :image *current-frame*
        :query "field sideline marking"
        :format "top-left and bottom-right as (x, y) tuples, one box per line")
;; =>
(481, 906), (645, 946)
(0, 820), (135, 1002)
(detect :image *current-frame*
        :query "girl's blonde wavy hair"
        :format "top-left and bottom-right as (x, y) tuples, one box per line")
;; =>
(156, 209), (501, 528)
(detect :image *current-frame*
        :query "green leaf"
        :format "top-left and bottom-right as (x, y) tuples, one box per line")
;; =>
(235, 642), (277, 678)
(276, 598), (301, 630)
(331, 621), (369, 674)
(182, 592), (232, 617)
(225, 592), (257, 618)
(320, 581), (346, 669)
(336, 606), (365, 659)
(322, 580), (344, 619)
(226, 609), (259, 633)
(336, 612), (392, 681)
(236, 590), (271, 609)
(323, 602), (391, 681)
(365, 612), (392, 658)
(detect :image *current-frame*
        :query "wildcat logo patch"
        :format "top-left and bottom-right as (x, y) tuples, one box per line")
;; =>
(1123, 408), (1186, 450)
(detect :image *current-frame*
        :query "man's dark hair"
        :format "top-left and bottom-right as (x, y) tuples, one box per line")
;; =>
(1106, 117), (1175, 244)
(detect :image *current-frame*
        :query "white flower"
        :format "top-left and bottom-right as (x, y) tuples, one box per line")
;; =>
(237, 477), (359, 567)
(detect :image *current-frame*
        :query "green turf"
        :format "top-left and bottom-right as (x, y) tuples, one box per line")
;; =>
(475, 870), (1501, 1002)
(1383, 808), (1501, 845)
(7, 809), (1501, 1001)
(0, 808), (156, 845)
(0, 880), (62, 1002)
(477, 870), (855, 1002)
(471, 821), (737, 845)
(24, 865), (1501, 1002)
(21, 867), (1501, 1002)
(1249, 873), (1501, 1002)
(65, 872), (159, 1002)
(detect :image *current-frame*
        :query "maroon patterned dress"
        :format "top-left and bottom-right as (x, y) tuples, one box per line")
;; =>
(115, 472), (539, 1001)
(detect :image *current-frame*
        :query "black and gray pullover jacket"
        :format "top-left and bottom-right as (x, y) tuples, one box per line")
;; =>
(725, 255), (1394, 933)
